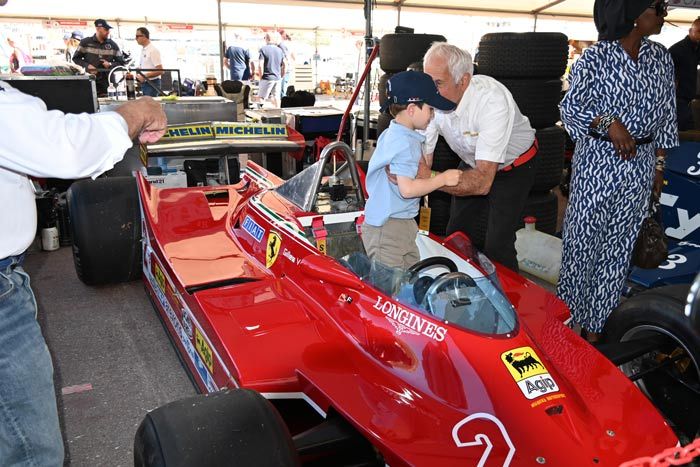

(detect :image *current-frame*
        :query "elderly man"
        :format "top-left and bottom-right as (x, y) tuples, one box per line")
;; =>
(421, 42), (537, 270)
(73, 19), (125, 96)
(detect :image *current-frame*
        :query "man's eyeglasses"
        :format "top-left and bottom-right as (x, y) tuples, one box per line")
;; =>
(649, 0), (669, 16)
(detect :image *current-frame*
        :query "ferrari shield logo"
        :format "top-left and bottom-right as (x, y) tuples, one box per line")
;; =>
(266, 231), (282, 268)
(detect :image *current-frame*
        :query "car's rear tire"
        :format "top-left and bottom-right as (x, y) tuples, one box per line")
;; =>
(604, 285), (700, 441)
(134, 389), (300, 467)
(68, 176), (141, 285)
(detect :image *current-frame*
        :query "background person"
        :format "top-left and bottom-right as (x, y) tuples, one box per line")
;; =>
(135, 27), (163, 97)
(224, 34), (253, 81)
(7, 37), (33, 73)
(73, 19), (125, 97)
(257, 32), (285, 107)
(0, 76), (166, 464)
(669, 17), (700, 131)
(363, 71), (461, 269)
(420, 42), (537, 271)
(65, 30), (82, 64)
(278, 30), (296, 96)
(558, 0), (678, 342)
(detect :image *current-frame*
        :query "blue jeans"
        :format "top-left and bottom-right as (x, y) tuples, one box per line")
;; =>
(141, 78), (162, 97)
(0, 254), (63, 466)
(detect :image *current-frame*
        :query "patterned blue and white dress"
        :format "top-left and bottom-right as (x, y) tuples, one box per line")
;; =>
(558, 39), (678, 333)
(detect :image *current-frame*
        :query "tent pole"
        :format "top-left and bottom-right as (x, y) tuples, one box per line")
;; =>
(362, 0), (373, 157)
(217, 0), (224, 81)
(533, 14), (538, 31)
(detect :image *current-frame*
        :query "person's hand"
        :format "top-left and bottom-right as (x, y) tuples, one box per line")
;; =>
(136, 74), (145, 83)
(607, 120), (636, 160)
(99, 59), (111, 68)
(86, 64), (97, 74)
(114, 97), (167, 143)
(440, 169), (462, 187)
(384, 165), (398, 185)
(653, 168), (664, 198)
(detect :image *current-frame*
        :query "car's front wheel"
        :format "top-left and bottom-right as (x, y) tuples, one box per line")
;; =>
(134, 389), (300, 467)
(604, 285), (700, 441)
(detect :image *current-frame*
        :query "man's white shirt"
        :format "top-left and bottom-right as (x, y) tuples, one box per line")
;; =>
(140, 42), (162, 70)
(0, 82), (132, 257)
(423, 74), (536, 168)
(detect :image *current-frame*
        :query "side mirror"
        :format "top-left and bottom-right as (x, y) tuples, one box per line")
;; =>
(685, 272), (700, 329)
(300, 254), (364, 290)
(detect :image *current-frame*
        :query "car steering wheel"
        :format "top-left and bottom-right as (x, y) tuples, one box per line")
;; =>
(407, 256), (458, 280)
(421, 272), (477, 317)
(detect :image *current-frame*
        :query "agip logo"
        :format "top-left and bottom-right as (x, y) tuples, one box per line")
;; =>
(501, 346), (559, 400)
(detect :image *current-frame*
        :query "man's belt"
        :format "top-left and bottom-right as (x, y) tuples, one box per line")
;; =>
(500, 138), (538, 173)
(588, 129), (654, 145)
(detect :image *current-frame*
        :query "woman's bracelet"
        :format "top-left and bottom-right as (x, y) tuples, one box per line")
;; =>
(596, 114), (618, 134)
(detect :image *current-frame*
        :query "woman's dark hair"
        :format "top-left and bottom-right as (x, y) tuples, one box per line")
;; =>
(137, 27), (150, 39)
(389, 102), (424, 118)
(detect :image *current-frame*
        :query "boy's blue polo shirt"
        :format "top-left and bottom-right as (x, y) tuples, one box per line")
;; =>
(364, 120), (425, 227)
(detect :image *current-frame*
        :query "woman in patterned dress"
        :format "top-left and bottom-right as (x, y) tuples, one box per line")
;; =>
(558, 0), (678, 342)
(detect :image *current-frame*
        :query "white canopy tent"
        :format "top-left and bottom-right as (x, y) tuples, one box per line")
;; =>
(1, 0), (699, 31)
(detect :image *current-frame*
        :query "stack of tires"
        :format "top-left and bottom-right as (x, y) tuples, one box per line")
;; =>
(477, 32), (568, 236)
(377, 33), (461, 236)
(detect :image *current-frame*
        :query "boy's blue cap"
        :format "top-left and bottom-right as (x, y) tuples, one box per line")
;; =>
(71, 30), (84, 40)
(380, 70), (456, 113)
(94, 19), (112, 29)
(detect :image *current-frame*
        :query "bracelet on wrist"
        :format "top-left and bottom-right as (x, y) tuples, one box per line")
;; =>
(430, 170), (437, 178)
(596, 114), (618, 134)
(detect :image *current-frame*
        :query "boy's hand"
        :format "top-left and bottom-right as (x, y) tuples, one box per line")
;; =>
(440, 169), (462, 187)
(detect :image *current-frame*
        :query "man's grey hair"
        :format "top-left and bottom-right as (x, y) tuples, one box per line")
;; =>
(424, 42), (473, 84)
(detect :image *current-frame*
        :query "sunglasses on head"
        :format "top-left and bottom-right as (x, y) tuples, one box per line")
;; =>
(649, 0), (669, 16)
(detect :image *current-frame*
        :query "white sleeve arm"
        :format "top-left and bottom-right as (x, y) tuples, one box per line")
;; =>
(0, 84), (132, 179)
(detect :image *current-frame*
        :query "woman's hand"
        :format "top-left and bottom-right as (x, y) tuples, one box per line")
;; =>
(608, 120), (636, 160)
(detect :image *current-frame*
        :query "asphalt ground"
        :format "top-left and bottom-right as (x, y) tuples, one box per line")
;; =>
(24, 246), (196, 467)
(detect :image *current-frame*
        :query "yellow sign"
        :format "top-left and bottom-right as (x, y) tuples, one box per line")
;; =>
(159, 123), (288, 142)
(212, 123), (287, 138)
(266, 231), (282, 268)
(501, 346), (548, 382)
(161, 124), (215, 140)
(153, 262), (166, 293)
(195, 328), (214, 374)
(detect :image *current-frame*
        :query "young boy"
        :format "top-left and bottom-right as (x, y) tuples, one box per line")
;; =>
(362, 70), (462, 269)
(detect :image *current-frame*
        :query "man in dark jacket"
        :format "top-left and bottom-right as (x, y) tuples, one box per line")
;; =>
(670, 18), (700, 130)
(73, 19), (126, 96)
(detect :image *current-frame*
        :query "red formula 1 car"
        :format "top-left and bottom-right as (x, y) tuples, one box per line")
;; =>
(69, 136), (685, 466)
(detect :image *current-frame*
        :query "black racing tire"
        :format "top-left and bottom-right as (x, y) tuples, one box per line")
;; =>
(377, 111), (393, 137)
(68, 176), (141, 285)
(378, 73), (393, 108)
(498, 79), (563, 129)
(379, 33), (446, 73)
(517, 191), (558, 235)
(477, 32), (568, 79)
(604, 285), (700, 441)
(531, 126), (566, 193)
(134, 389), (300, 467)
